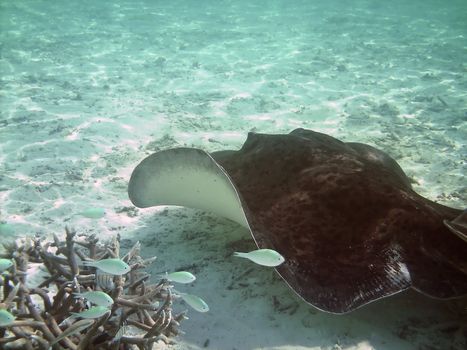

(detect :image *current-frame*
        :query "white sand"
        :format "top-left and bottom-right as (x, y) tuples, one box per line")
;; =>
(0, 0), (466, 349)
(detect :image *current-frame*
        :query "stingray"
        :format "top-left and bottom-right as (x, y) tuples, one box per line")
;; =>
(128, 128), (467, 314)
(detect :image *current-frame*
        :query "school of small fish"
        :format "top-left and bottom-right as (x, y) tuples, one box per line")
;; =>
(0, 214), (285, 347)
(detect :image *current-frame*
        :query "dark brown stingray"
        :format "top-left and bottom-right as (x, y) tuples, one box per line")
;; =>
(129, 128), (467, 313)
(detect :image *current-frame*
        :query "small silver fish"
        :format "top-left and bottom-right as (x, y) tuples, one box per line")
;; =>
(95, 269), (115, 291)
(70, 305), (110, 319)
(48, 319), (94, 347)
(162, 271), (196, 284)
(82, 258), (131, 275)
(0, 258), (13, 273)
(0, 223), (14, 236)
(234, 249), (285, 267)
(75, 207), (106, 219)
(177, 292), (209, 313)
(0, 309), (15, 326)
(73, 291), (114, 308)
(111, 323), (128, 344)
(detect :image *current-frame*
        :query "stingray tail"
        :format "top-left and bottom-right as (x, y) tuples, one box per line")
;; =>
(444, 209), (467, 243)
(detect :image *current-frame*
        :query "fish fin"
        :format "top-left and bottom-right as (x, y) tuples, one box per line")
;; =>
(233, 252), (247, 258)
(81, 261), (95, 266)
(128, 148), (249, 227)
(453, 209), (467, 227)
(58, 316), (73, 328)
(444, 210), (467, 243)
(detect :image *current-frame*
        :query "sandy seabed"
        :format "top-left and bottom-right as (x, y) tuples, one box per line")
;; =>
(0, 1), (466, 349)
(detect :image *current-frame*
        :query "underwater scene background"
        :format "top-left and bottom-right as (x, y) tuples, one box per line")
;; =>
(0, 0), (466, 349)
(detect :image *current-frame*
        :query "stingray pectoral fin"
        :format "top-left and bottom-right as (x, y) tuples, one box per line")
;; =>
(128, 148), (249, 228)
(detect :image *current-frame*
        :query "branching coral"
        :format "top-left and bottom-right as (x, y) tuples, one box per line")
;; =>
(0, 228), (188, 349)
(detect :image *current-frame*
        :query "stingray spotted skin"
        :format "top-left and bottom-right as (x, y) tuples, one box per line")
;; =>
(128, 128), (467, 314)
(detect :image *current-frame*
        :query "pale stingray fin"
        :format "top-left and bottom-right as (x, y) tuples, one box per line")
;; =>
(128, 148), (249, 228)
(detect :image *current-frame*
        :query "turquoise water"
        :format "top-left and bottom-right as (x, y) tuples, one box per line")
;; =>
(0, 1), (466, 349)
